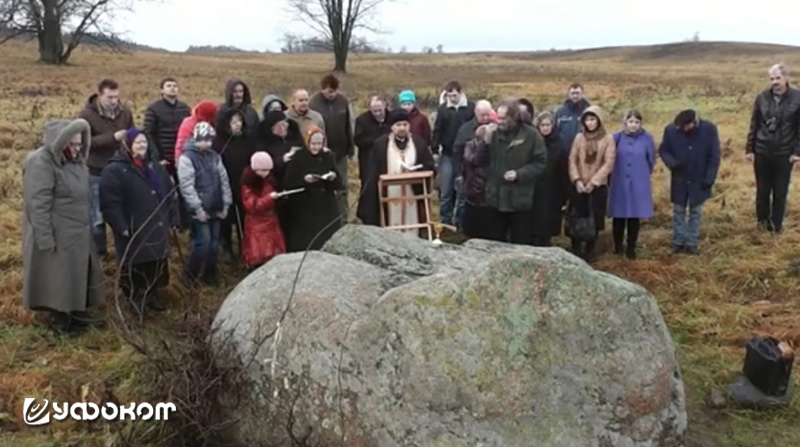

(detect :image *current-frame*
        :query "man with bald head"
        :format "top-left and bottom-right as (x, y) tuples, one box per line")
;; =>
(354, 96), (390, 187)
(452, 99), (494, 229)
(286, 88), (326, 138)
(746, 63), (800, 233)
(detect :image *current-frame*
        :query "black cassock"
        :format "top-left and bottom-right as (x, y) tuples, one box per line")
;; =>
(356, 134), (435, 228)
(282, 148), (344, 252)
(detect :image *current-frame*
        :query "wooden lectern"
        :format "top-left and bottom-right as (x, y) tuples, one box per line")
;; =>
(378, 171), (435, 240)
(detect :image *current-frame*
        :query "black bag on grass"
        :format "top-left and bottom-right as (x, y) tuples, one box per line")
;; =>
(743, 336), (794, 397)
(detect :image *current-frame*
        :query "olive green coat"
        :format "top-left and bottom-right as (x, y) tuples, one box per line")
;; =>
(484, 124), (548, 212)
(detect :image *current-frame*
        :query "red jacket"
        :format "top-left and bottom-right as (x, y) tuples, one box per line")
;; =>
(174, 101), (219, 163)
(240, 168), (286, 266)
(408, 108), (432, 149)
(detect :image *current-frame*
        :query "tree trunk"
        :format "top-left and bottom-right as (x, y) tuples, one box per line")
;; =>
(333, 46), (348, 73)
(37, 0), (64, 65)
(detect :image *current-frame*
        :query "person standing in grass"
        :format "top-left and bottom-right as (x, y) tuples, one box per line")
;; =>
(483, 99), (548, 245)
(216, 78), (260, 139)
(567, 106), (616, 262)
(143, 77), (190, 171)
(433, 80), (475, 229)
(177, 122), (233, 286)
(659, 109), (720, 255)
(354, 95), (390, 188)
(309, 74), (354, 219)
(78, 78), (135, 256)
(460, 105), (498, 240)
(286, 89), (326, 139)
(745, 63), (800, 234)
(398, 90), (432, 149)
(100, 128), (178, 315)
(531, 111), (570, 247)
(22, 118), (105, 335)
(607, 110), (656, 259)
(555, 83), (591, 149)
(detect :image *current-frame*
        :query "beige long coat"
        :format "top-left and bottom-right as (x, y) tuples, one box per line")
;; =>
(22, 119), (103, 313)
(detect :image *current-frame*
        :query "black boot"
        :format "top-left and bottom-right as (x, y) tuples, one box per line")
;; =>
(626, 219), (640, 260)
(625, 245), (637, 260)
(49, 311), (86, 336)
(70, 310), (106, 329)
(571, 239), (584, 258)
(612, 218), (625, 254)
(584, 240), (597, 263)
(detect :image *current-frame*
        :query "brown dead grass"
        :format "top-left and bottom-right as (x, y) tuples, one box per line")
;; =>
(0, 41), (799, 446)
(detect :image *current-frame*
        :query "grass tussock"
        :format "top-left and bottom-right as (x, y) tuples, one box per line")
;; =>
(0, 41), (799, 446)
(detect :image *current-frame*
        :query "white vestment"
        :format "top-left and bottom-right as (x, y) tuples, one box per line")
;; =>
(385, 136), (419, 234)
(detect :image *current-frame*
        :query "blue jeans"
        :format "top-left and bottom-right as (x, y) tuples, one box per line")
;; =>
(673, 203), (703, 248)
(438, 154), (462, 226)
(90, 175), (107, 254)
(185, 218), (221, 283)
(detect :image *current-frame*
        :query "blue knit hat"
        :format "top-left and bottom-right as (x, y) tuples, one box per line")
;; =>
(398, 90), (416, 105)
(125, 127), (143, 150)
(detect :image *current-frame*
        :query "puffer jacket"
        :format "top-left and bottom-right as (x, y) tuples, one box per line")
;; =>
(177, 140), (233, 216)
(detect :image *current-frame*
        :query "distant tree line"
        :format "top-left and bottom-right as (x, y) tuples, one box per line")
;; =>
(280, 33), (445, 55)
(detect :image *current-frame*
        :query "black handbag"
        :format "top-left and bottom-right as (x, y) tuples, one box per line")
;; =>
(743, 336), (794, 396)
(568, 194), (596, 242)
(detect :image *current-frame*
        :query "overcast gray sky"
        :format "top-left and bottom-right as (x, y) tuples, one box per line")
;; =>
(127, 0), (800, 53)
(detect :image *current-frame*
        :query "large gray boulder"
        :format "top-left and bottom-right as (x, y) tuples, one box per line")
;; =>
(212, 225), (687, 447)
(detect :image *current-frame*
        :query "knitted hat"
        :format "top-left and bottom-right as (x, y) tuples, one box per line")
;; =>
(125, 127), (144, 150)
(398, 90), (416, 105)
(674, 109), (697, 126)
(264, 110), (288, 130)
(193, 121), (216, 141)
(387, 109), (410, 127)
(194, 101), (218, 123)
(305, 125), (326, 148)
(489, 110), (498, 123)
(250, 151), (274, 171)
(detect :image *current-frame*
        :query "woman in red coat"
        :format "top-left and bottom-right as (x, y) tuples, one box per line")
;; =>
(240, 151), (286, 269)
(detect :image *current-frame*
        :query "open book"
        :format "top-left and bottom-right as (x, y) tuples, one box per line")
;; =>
(400, 161), (423, 171)
(274, 188), (305, 198)
(309, 172), (336, 181)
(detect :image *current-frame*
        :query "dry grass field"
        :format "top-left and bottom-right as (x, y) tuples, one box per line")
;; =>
(1, 40), (799, 446)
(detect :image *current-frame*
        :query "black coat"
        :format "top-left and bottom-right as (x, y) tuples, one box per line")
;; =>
(143, 97), (190, 164)
(216, 78), (260, 139)
(532, 130), (570, 238)
(215, 109), (258, 209)
(746, 87), (800, 158)
(354, 110), (391, 186)
(257, 119), (304, 186)
(357, 134), (436, 226)
(282, 149), (343, 252)
(433, 101), (475, 155)
(100, 151), (179, 266)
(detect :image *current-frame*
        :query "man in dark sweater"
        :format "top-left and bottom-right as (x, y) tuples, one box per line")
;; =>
(433, 80), (475, 227)
(354, 96), (390, 188)
(746, 63), (800, 233)
(143, 77), (190, 173)
(310, 74), (354, 219)
(78, 78), (134, 255)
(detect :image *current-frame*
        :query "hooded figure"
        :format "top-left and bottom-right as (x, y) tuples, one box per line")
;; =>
(567, 105), (616, 261)
(22, 119), (104, 334)
(100, 128), (178, 313)
(215, 108), (259, 258)
(282, 126), (343, 252)
(216, 78), (260, 138)
(240, 152), (286, 268)
(357, 109), (436, 231)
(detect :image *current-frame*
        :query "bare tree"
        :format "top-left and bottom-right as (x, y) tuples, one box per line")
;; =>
(399, 45), (406, 54)
(0, 0), (146, 65)
(286, 0), (393, 73)
(436, 44), (443, 54)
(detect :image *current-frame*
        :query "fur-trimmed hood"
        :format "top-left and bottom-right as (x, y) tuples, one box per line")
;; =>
(43, 119), (91, 166)
(261, 94), (287, 116)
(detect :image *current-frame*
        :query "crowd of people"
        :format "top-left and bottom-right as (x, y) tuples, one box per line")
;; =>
(21, 63), (800, 336)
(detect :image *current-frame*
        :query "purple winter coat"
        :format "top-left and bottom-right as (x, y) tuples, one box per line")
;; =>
(608, 129), (655, 218)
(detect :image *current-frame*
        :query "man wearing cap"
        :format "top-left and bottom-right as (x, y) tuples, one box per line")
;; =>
(745, 63), (800, 233)
(354, 96), (390, 187)
(659, 109), (721, 255)
(357, 109), (435, 235)
(398, 90), (432, 149)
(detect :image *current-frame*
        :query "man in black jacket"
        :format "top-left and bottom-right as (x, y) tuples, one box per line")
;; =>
(746, 63), (800, 233)
(143, 77), (190, 173)
(354, 96), (390, 188)
(433, 80), (475, 228)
